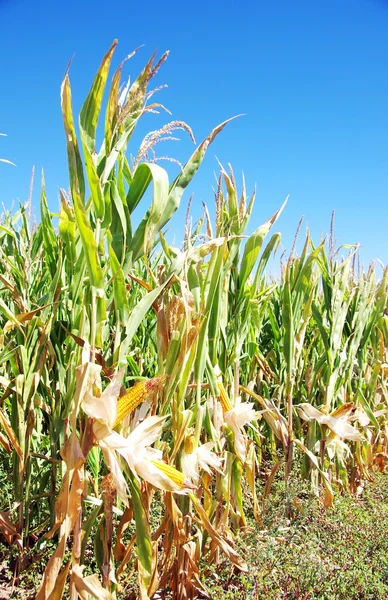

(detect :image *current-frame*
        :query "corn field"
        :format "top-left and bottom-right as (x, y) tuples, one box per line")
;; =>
(0, 41), (387, 600)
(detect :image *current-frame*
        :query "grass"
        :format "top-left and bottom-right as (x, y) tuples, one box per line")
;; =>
(202, 471), (388, 600)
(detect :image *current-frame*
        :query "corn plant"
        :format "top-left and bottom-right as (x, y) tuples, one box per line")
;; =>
(0, 40), (387, 600)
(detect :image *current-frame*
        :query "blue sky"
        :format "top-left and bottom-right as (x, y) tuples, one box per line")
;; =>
(0, 0), (387, 266)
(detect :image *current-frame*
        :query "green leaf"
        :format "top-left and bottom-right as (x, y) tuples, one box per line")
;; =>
(58, 191), (77, 264)
(79, 40), (117, 152)
(128, 473), (152, 587)
(61, 73), (105, 297)
(125, 163), (169, 267)
(126, 161), (152, 214)
(165, 118), (240, 229)
(108, 231), (129, 324)
(40, 172), (58, 279)
(283, 268), (294, 375)
(119, 278), (171, 364)
(239, 198), (287, 295)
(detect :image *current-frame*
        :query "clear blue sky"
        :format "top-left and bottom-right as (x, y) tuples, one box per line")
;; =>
(0, 0), (387, 266)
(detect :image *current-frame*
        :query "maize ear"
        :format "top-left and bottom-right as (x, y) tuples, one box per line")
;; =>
(184, 434), (197, 455)
(151, 460), (187, 488)
(114, 377), (162, 427)
(217, 381), (233, 413)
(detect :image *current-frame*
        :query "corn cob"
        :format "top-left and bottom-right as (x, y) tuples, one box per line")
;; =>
(217, 381), (233, 413)
(114, 377), (162, 427)
(151, 460), (187, 488)
(184, 434), (197, 455)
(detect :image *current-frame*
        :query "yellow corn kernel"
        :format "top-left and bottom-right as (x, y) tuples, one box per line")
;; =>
(114, 377), (161, 427)
(184, 434), (197, 455)
(217, 381), (233, 413)
(151, 460), (187, 488)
